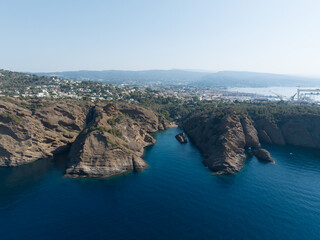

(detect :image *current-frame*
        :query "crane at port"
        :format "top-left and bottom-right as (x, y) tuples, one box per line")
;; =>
(270, 91), (284, 101)
(290, 93), (297, 101)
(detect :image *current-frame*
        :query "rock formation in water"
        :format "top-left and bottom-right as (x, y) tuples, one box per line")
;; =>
(2, 96), (320, 177)
(65, 103), (158, 178)
(181, 107), (320, 174)
(181, 109), (272, 174)
(252, 149), (275, 163)
(175, 132), (188, 143)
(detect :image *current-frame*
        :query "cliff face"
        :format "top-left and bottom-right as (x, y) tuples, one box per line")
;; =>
(182, 108), (320, 175)
(118, 104), (160, 132)
(65, 103), (157, 178)
(256, 114), (320, 148)
(2, 97), (319, 178)
(182, 109), (275, 174)
(241, 115), (261, 148)
(0, 99), (165, 178)
(0, 100), (88, 166)
(182, 109), (262, 174)
(255, 119), (286, 145)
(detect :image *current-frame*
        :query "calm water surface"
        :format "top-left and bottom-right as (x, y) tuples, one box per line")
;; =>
(1, 128), (320, 240)
(228, 86), (320, 101)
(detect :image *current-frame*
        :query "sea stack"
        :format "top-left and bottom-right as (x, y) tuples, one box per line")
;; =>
(253, 149), (275, 163)
(175, 132), (188, 143)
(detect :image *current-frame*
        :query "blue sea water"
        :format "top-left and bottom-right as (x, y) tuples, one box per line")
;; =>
(1, 127), (320, 240)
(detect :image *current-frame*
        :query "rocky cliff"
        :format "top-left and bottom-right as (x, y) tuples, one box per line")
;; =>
(182, 109), (271, 174)
(255, 114), (320, 148)
(2, 97), (320, 177)
(65, 103), (158, 178)
(0, 100), (88, 166)
(0, 99), (167, 178)
(182, 107), (320, 174)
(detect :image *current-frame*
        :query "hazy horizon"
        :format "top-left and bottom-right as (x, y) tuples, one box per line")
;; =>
(1, 0), (320, 76)
(30, 69), (320, 79)
(1, 67), (319, 79)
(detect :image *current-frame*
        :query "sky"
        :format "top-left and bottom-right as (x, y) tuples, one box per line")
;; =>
(1, 0), (320, 75)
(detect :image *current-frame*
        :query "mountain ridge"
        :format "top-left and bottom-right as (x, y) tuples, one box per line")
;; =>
(35, 69), (320, 87)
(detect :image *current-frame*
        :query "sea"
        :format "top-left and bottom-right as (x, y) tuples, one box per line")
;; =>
(1, 128), (320, 240)
(228, 86), (320, 101)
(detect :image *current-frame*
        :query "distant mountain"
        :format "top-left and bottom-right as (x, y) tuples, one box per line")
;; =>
(35, 70), (320, 88)
(36, 70), (208, 85)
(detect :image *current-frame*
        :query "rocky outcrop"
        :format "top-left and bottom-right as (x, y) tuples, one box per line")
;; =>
(0, 100), (88, 166)
(118, 104), (160, 132)
(241, 115), (260, 148)
(183, 109), (251, 174)
(181, 108), (320, 175)
(255, 119), (285, 145)
(175, 132), (187, 143)
(158, 115), (170, 130)
(255, 114), (320, 149)
(3, 96), (320, 178)
(279, 114), (320, 148)
(252, 149), (275, 163)
(0, 100), (162, 179)
(181, 109), (276, 174)
(65, 103), (157, 178)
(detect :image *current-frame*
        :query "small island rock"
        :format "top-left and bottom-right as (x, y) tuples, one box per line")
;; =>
(253, 148), (275, 163)
(175, 132), (188, 144)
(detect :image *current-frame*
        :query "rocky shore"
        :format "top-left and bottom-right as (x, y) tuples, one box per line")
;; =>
(65, 103), (162, 178)
(181, 109), (263, 174)
(181, 108), (320, 174)
(0, 100), (89, 167)
(1, 97), (320, 177)
(0, 99), (168, 178)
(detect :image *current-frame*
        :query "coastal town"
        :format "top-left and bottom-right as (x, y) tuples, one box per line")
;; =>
(2, 69), (319, 104)
(0, 70), (278, 103)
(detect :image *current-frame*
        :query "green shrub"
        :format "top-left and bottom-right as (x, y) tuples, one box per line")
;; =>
(107, 128), (123, 138)
(83, 126), (108, 134)
(0, 112), (23, 124)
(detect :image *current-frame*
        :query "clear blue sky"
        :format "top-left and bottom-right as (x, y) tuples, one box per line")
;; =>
(1, 0), (320, 75)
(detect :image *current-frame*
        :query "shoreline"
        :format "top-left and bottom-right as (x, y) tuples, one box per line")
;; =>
(168, 123), (178, 128)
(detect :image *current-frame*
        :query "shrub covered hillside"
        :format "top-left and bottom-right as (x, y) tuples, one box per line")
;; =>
(0, 69), (53, 93)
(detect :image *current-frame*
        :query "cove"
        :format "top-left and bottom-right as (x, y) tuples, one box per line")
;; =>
(0, 128), (320, 240)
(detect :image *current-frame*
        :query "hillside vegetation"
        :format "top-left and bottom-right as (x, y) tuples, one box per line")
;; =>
(0, 69), (52, 91)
